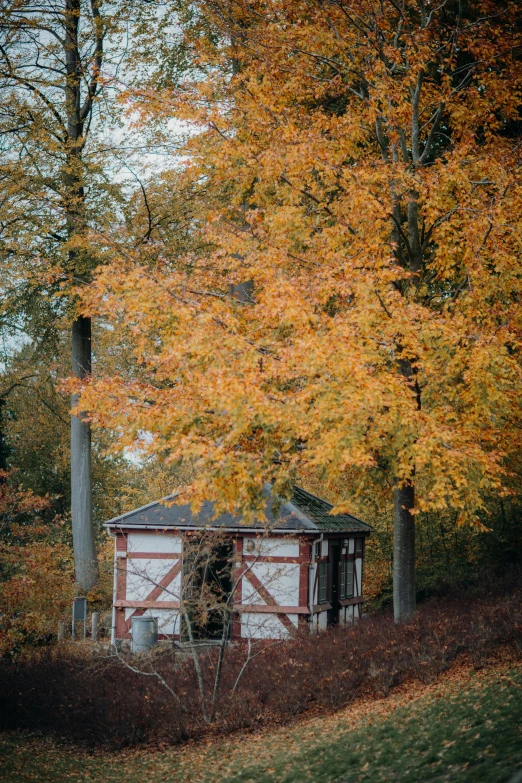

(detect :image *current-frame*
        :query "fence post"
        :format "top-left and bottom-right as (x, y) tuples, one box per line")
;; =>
(91, 611), (100, 642)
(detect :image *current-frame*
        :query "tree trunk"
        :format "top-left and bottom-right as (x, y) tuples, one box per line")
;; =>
(0, 398), (8, 475)
(393, 481), (416, 621)
(71, 315), (97, 590)
(63, 0), (103, 590)
(392, 183), (421, 622)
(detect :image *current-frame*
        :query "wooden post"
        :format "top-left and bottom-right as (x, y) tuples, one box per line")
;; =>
(91, 611), (100, 641)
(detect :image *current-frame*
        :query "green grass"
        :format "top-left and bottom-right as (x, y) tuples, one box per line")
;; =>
(1, 664), (521, 783)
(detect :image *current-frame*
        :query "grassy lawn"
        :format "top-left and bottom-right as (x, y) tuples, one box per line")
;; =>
(1, 662), (521, 783)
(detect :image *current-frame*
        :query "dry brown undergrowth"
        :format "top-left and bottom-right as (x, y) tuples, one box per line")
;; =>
(3, 653), (520, 783)
(119, 651), (521, 782)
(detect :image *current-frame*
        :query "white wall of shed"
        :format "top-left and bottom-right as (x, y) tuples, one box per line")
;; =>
(240, 612), (298, 639)
(127, 533), (182, 553)
(126, 558), (181, 602)
(242, 537), (300, 557)
(355, 556), (362, 595)
(318, 611), (328, 630)
(242, 562), (300, 606)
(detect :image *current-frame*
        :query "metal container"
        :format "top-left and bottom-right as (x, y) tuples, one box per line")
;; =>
(131, 616), (158, 654)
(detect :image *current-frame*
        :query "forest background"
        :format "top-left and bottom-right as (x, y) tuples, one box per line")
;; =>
(0, 0), (521, 654)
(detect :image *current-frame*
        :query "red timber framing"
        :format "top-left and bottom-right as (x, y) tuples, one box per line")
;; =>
(115, 533), (128, 639)
(114, 531), (182, 639)
(233, 534), (311, 639)
(350, 539), (364, 618)
(112, 529), (368, 641)
(298, 540), (311, 630)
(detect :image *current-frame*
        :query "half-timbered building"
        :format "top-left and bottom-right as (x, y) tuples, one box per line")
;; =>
(106, 485), (372, 643)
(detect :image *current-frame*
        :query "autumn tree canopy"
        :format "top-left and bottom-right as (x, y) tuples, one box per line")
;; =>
(70, 0), (522, 617)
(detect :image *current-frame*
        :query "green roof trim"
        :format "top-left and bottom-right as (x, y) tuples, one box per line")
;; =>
(290, 486), (373, 532)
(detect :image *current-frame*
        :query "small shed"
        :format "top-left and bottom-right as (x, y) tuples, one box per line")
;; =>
(105, 485), (372, 643)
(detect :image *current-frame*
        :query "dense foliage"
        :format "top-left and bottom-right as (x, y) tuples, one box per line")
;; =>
(0, 477), (73, 655)
(80, 1), (522, 556)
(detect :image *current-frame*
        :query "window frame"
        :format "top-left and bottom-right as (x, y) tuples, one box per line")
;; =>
(318, 560), (328, 604)
(346, 558), (354, 598)
(339, 559), (347, 599)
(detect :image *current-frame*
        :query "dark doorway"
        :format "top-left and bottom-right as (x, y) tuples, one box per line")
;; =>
(182, 539), (233, 641)
(202, 541), (233, 639)
(328, 542), (341, 626)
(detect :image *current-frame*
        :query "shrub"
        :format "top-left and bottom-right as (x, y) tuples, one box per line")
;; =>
(0, 527), (75, 656)
(0, 590), (520, 748)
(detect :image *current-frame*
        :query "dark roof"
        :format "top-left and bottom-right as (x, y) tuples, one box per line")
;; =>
(105, 485), (372, 534)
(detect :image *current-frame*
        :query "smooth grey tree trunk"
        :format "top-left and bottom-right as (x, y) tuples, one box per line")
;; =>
(71, 316), (97, 590)
(63, 0), (104, 590)
(393, 482), (416, 621)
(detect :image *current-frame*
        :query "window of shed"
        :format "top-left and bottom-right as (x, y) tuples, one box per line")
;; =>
(346, 559), (354, 597)
(318, 562), (328, 603)
(340, 560), (346, 599)
(356, 538), (363, 553)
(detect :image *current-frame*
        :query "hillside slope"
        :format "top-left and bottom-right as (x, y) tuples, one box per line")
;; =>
(2, 660), (521, 783)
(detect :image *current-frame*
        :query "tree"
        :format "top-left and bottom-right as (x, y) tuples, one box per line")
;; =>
(0, 0), (160, 589)
(79, 0), (522, 619)
(0, 473), (75, 655)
